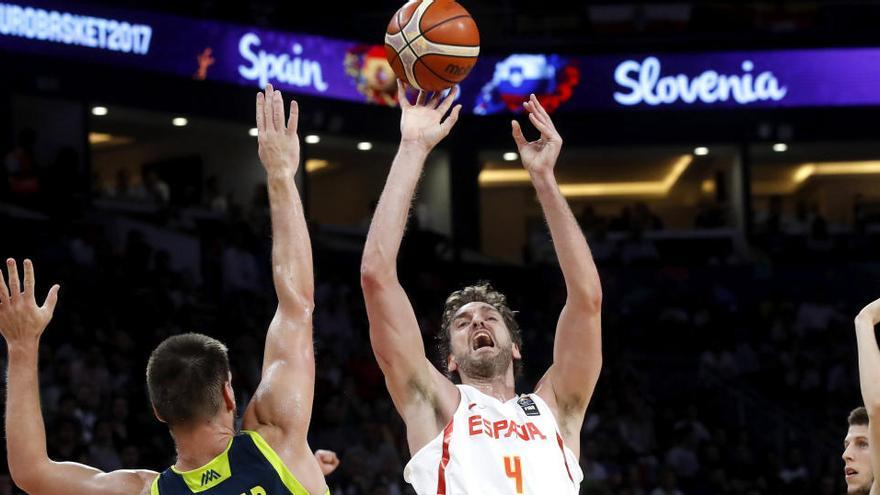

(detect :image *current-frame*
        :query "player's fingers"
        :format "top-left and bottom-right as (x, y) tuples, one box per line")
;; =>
(437, 85), (459, 114)
(42, 284), (60, 314)
(511, 120), (528, 148)
(427, 91), (442, 109)
(7, 259), (20, 297)
(287, 100), (299, 136)
(23, 259), (34, 298)
(530, 93), (553, 123)
(256, 92), (266, 134)
(524, 99), (551, 128)
(264, 84), (275, 132)
(0, 264), (8, 304)
(440, 104), (462, 135)
(272, 90), (285, 132)
(528, 111), (552, 137)
(396, 80), (410, 107)
(416, 90), (426, 107)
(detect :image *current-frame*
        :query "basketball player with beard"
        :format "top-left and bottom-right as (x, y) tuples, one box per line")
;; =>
(2, 85), (338, 495)
(361, 82), (602, 494)
(847, 297), (880, 494)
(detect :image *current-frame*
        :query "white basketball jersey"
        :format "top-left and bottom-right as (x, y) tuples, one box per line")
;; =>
(403, 384), (583, 495)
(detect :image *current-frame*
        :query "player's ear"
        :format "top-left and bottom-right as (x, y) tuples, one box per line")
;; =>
(222, 380), (235, 412)
(152, 404), (166, 424)
(447, 354), (458, 374)
(512, 343), (522, 360)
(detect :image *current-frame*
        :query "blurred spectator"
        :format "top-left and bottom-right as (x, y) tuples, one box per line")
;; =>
(0, 190), (864, 495)
(3, 128), (40, 200)
(133, 170), (171, 205)
(89, 420), (122, 471)
(204, 175), (229, 213)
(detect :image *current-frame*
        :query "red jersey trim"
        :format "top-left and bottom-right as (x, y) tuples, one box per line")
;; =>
(436, 418), (455, 494)
(556, 432), (574, 483)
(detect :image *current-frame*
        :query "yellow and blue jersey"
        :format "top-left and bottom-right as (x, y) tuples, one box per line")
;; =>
(151, 430), (328, 495)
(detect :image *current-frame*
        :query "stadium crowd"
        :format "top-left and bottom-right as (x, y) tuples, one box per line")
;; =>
(1, 177), (874, 495)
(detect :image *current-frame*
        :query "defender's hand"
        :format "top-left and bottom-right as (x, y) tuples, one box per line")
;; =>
(511, 94), (563, 178)
(0, 259), (59, 345)
(398, 80), (462, 153)
(314, 450), (340, 476)
(256, 84), (300, 176)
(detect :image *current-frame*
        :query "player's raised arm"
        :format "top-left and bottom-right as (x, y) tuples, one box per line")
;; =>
(854, 298), (880, 494)
(241, 85), (325, 491)
(513, 95), (603, 457)
(2, 259), (157, 495)
(360, 82), (461, 449)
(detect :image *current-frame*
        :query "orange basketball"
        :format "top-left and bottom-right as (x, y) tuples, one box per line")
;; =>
(384, 0), (480, 92)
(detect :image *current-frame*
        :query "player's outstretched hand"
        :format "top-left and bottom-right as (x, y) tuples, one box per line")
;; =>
(0, 259), (59, 345)
(256, 83), (300, 177)
(314, 449), (340, 476)
(856, 297), (880, 326)
(398, 80), (462, 153)
(511, 93), (563, 178)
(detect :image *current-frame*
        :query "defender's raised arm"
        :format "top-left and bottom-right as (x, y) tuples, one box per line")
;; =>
(3, 259), (157, 495)
(240, 85), (326, 494)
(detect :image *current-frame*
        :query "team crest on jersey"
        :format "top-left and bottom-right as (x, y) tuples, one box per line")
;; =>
(517, 396), (541, 416)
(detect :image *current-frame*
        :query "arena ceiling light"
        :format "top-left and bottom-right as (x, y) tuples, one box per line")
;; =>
(773, 143), (788, 152)
(357, 141), (373, 151)
(172, 117), (188, 127)
(305, 159), (329, 173)
(479, 154), (694, 198)
(88, 132), (112, 144)
(702, 179), (716, 194)
(88, 132), (133, 147)
(503, 152), (518, 162)
(91, 106), (108, 116)
(248, 128), (258, 137)
(559, 155), (693, 198)
(304, 135), (320, 144)
(694, 146), (709, 156)
(794, 161), (880, 184)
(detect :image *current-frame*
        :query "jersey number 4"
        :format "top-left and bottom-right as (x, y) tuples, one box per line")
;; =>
(504, 456), (523, 494)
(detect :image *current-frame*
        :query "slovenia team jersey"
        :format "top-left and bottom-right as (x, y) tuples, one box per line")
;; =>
(403, 384), (583, 494)
(151, 430), (329, 495)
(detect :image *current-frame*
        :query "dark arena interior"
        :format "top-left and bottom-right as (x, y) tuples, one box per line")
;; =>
(3, 1), (880, 494)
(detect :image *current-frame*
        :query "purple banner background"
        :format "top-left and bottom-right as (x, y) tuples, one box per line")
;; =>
(3, 1), (880, 113)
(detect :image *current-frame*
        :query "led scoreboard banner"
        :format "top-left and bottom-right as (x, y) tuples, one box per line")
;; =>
(4, 1), (880, 114)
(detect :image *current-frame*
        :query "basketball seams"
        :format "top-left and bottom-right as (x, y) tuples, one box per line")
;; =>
(385, 0), (479, 91)
(417, 14), (479, 47)
(385, 43), (402, 72)
(397, 15), (480, 60)
(383, 8), (407, 72)
(415, 57), (458, 85)
(399, 0), (436, 90)
(417, 40), (480, 57)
